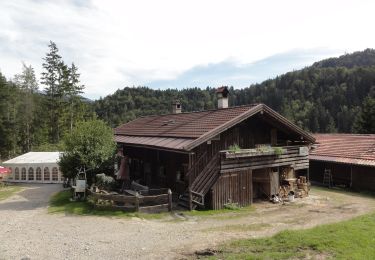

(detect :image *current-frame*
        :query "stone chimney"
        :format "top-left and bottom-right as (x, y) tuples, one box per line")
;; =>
(216, 86), (229, 109)
(172, 100), (182, 114)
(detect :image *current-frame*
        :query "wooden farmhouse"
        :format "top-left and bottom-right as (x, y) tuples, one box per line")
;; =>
(115, 87), (315, 210)
(310, 134), (375, 191)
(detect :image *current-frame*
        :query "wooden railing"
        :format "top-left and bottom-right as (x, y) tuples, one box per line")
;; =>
(186, 151), (208, 185)
(191, 152), (220, 194)
(188, 153), (221, 208)
(88, 188), (172, 213)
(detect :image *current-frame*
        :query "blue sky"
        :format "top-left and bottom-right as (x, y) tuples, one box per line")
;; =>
(0, 0), (374, 99)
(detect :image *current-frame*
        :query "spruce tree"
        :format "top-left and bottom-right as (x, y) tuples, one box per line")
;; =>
(41, 41), (64, 143)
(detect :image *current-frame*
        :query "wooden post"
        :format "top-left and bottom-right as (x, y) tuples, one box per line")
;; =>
(167, 189), (172, 212)
(135, 192), (140, 212)
(189, 187), (193, 211)
(307, 168), (310, 182)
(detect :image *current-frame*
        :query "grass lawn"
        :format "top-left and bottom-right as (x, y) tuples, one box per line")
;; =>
(205, 212), (375, 259)
(0, 184), (23, 201)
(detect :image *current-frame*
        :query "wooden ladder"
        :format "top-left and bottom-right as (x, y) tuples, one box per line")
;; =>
(323, 169), (333, 188)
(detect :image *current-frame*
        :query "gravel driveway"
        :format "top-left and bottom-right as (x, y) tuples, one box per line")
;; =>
(1, 185), (375, 260)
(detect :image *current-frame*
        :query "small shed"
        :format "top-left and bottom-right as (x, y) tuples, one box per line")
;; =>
(309, 134), (375, 191)
(3, 152), (64, 183)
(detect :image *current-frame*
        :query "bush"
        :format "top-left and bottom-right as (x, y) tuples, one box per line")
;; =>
(95, 173), (116, 191)
(273, 147), (284, 156)
(228, 144), (241, 153)
(223, 202), (240, 210)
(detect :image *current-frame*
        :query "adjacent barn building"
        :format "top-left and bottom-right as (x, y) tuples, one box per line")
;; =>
(309, 134), (375, 191)
(3, 152), (64, 184)
(115, 87), (315, 209)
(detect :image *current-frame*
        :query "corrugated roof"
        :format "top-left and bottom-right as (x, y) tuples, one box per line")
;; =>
(115, 104), (315, 151)
(2, 152), (61, 165)
(310, 134), (375, 167)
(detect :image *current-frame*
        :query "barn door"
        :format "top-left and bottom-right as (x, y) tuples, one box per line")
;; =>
(239, 169), (252, 206)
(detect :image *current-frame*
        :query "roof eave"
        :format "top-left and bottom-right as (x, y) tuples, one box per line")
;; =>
(117, 141), (192, 154)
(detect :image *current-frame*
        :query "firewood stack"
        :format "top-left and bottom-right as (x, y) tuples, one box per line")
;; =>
(278, 176), (310, 199)
(296, 176), (310, 198)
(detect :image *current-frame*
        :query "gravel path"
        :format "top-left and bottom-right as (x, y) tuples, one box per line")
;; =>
(1, 184), (375, 260)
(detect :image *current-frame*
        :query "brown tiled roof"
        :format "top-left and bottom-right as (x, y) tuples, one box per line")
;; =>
(115, 104), (259, 139)
(115, 104), (315, 151)
(310, 134), (375, 167)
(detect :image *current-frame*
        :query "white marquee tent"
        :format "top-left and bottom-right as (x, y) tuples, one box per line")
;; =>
(3, 152), (63, 183)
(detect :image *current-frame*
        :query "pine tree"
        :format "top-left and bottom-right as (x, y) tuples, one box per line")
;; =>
(66, 63), (85, 132)
(41, 41), (64, 143)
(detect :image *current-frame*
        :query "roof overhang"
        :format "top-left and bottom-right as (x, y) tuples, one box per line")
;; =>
(114, 135), (194, 154)
(310, 155), (375, 167)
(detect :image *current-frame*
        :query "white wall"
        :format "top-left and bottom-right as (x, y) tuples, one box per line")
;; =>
(6, 163), (63, 184)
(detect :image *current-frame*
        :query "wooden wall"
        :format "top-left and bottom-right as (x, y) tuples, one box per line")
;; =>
(210, 169), (252, 210)
(310, 160), (375, 191)
(191, 115), (310, 181)
(352, 166), (375, 191)
(252, 168), (280, 199)
(309, 161), (351, 186)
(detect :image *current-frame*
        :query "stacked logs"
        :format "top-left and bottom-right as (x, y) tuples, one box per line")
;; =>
(296, 176), (310, 198)
(278, 176), (310, 200)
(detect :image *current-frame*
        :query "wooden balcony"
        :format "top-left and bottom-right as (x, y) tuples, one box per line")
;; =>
(219, 146), (310, 173)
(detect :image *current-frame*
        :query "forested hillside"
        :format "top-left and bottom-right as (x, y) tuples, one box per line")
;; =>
(1, 48), (375, 160)
(94, 49), (375, 133)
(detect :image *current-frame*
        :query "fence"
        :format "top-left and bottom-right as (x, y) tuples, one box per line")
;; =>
(88, 188), (172, 213)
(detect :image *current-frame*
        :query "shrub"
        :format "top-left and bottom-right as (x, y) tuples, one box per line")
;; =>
(228, 144), (241, 153)
(273, 147), (285, 156)
(223, 202), (240, 210)
(95, 173), (116, 191)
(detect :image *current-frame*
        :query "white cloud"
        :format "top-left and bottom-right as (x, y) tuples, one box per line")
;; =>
(0, 0), (375, 99)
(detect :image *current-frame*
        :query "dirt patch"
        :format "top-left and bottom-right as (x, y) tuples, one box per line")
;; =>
(0, 186), (374, 259)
